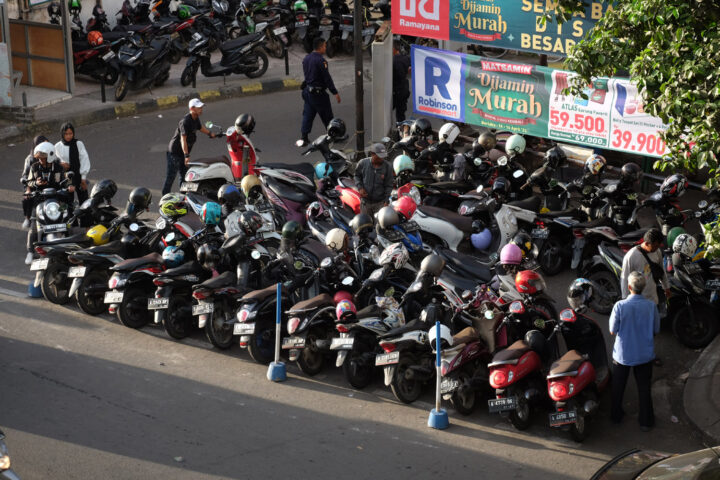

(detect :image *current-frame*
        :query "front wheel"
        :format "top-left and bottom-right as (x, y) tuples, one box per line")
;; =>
(204, 302), (234, 349)
(75, 270), (109, 315)
(41, 262), (71, 305)
(450, 369), (478, 415)
(117, 287), (151, 329)
(672, 303), (719, 349)
(264, 34), (285, 58)
(115, 73), (129, 101)
(538, 237), (567, 276)
(180, 64), (197, 87)
(244, 49), (269, 79)
(509, 393), (532, 430)
(168, 47), (182, 64)
(390, 354), (423, 404)
(586, 269), (620, 315)
(163, 296), (194, 339)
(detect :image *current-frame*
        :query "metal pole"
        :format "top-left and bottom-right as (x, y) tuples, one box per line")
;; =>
(101, 75), (106, 103)
(242, 144), (249, 178)
(284, 47), (289, 76)
(274, 282), (281, 364)
(353, 0), (364, 156)
(435, 320), (442, 412)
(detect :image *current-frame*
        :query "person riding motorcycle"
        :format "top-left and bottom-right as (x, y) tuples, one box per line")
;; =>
(226, 113), (258, 177)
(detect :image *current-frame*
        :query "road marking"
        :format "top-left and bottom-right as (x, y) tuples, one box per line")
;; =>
(199, 90), (221, 101)
(0, 218), (24, 232)
(242, 83), (262, 94)
(0, 286), (28, 298)
(283, 79), (302, 88)
(115, 103), (137, 116)
(0, 273), (32, 286)
(156, 95), (179, 108)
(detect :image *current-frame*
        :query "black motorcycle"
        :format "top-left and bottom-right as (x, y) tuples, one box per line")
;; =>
(114, 34), (172, 101)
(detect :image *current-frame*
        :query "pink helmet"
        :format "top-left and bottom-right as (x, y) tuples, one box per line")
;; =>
(500, 243), (523, 265)
(336, 299), (357, 321)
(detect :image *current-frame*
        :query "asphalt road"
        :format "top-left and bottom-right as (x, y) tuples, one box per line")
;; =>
(0, 86), (707, 479)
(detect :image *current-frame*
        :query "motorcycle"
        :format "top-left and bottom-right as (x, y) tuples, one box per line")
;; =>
(114, 34), (172, 101)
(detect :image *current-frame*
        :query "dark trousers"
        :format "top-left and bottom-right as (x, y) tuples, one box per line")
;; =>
(611, 360), (654, 428)
(393, 91), (409, 122)
(162, 151), (187, 195)
(22, 195), (33, 218)
(301, 89), (334, 139)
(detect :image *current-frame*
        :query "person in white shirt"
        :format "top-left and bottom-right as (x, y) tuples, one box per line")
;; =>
(54, 122), (91, 207)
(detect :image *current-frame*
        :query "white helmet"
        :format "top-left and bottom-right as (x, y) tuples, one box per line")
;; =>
(673, 233), (697, 258)
(428, 323), (453, 351)
(378, 242), (409, 269)
(325, 227), (348, 252)
(438, 123), (460, 145)
(34, 141), (56, 161)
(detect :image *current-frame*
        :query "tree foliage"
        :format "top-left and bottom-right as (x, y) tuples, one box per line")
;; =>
(547, 0), (720, 256)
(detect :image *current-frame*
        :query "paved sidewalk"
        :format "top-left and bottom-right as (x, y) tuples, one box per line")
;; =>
(683, 333), (720, 443)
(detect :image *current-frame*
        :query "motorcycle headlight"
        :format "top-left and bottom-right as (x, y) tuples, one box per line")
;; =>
(409, 187), (422, 206)
(0, 454), (10, 470)
(44, 201), (61, 221)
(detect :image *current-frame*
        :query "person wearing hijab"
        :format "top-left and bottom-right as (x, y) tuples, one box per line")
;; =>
(21, 135), (49, 229)
(54, 122), (91, 206)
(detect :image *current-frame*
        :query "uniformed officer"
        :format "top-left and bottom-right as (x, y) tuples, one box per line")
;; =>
(297, 37), (341, 147)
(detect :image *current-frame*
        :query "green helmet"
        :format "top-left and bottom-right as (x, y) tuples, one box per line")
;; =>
(177, 5), (191, 19)
(293, 0), (308, 12)
(666, 226), (686, 249)
(282, 220), (302, 240)
(505, 134), (526, 156)
(68, 0), (81, 12)
(393, 154), (414, 175)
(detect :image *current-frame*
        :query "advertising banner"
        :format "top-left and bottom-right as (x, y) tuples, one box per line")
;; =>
(393, 0), (612, 57)
(411, 45), (668, 157)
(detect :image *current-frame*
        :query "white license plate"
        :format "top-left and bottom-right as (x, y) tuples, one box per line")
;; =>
(685, 263), (702, 274)
(706, 279), (720, 291)
(181, 182), (199, 192)
(282, 336), (306, 349)
(147, 297), (169, 310)
(273, 26), (287, 34)
(440, 377), (460, 394)
(375, 351), (400, 366)
(488, 396), (517, 413)
(362, 27), (374, 36)
(340, 24), (353, 31)
(233, 322), (255, 335)
(330, 337), (354, 350)
(102, 50), (115, 61)
(531, 228), (549, 239)
(68, 266), (86, 278)
(549, 410), (577, 427)
(192, 32), (202, 41)
(104, 291), (124, 303)
(319, 24), (333, 31)
(192, 302), (214, 315)
(295, 20), (309, 27)
(43, 223), (67, 233)
(30, 258), (49, 271)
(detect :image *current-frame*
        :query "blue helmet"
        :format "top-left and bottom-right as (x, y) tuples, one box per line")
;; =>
(201, 201), (222, 226)
(393, 154), (414, 175)
(315, 162), (333, 179)
(470, 228), (492, 251)
(162, 246), (185, 267)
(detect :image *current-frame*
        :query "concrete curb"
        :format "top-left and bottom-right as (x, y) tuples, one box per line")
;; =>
(683, 333), (720, 443)
(2, 77), (303, 145)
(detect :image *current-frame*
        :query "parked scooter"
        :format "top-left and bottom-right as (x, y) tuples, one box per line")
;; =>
(114, 34), (172, 101)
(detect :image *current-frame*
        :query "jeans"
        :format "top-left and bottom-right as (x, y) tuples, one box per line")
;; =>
(162, 151), (187, 195)
(611, 360), (654, 428)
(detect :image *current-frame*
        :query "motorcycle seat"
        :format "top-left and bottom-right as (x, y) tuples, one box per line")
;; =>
(417, 205), (474, 233)
(193, 155), (231, 167)
(161, 261), (202, 276)
(220, 33), (263, 53)
(507, 196), (541, 213)
(619, 228), (648, 242)
(241, 283), (284, 302)
(452, 326), (480, 346)
(195, 270), (236, 290)
(288, 293), (333, 313)
(548, 350), (587, 377)
(491, 339), (530, 363)
(111, 252), (163, 271)
(85, 240), (125, 255)
(430, 181), (469, 192)
(356, 303), (381, 319)
(260, 162), (316, 183)
(102, 31), (132, 42)
(337, 177), (357, 189)
(301, 237), (333, 263)
(37, 231), (92, 246)
(330, 206), (354, 228)
(174, 210), (205, 235)
(265, 176), (316, 205)
(435, 247), (493, 283)
(379, 319), (425, 339)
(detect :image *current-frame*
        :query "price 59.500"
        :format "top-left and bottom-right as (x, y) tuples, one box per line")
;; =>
(550, 110), (606, 134)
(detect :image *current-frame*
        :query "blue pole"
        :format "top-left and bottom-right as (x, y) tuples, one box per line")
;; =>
(428, 320), (449, 429)
(267, 282), (287, 382)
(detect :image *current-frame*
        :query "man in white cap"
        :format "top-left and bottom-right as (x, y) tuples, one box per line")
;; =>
(353, 143), (394, 218)
(163, 98), (217, 195)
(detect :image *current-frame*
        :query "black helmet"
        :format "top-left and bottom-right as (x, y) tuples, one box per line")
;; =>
(90, 179), (117, 202)
(478, 131), (497, 151)
(567, 278), (595, 311)
(524, 329), (548, 356)
(281, 220), (302, 240)
(350, 213), (373, 236)
(126, 187), (151, 215)
(327, 118), (346, 139)
(620, 163), (642, 184)
(492, 176), (510, 196)
(544, 146), (567, 169)
(420, 253), (445, 277)
(411, 118), (432, 138)
(469, 139), (485, 158)
(217, 183), (242, 207)
(239, 211), (263, 236)
(47, 2), (61, 17)
(197, 244), (221, 270)
(234, 113), (255, 135)
(512, 232), (534, 258)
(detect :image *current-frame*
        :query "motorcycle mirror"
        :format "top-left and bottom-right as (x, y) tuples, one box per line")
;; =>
(533, 318), (546, 329)
(473, 157), (483, 166)
(461, 289), (473, 301)
(484, 310), (494, 320)
(341, 276), (354, 286)
(251, 250), (261, 260)
(513, 169), (524, 179)
(695, 211), (702, 218)
(698, 200), (708, 209)
(129, 222), (139, 232)
(205, 121), (214, 129)
(497, 156), (508, 166)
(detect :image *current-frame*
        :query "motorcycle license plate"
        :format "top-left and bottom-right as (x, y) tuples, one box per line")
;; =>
(102, 50), (115, 61)
(273, 26), (288, 35)
(375, 351), (400, 366)
(43, 223), (67, 233)
(531, 228), (549, 239)
(330, 337), (354, 350)
(147, 297), (169, 310)
(181, 182), (199, 192)
(192, 302), (214, 315)
(440, 377), (459, 394)
(104, 290), (124, 303)
(319, 24), (333, 31)
(30, 258), (49, 271)
(282, 336), (306, 349)
(549, 410), (577, 427)
(233, 322), (255, 335)
(705, 279), (720, 291)
(362, 27), (374, 36)
(340, 24), (353, 31)
(488, 396), (517, 413)
(685, 263), (702, 275)
(295, 20), (309, 27)
(68, 266), (86, 278)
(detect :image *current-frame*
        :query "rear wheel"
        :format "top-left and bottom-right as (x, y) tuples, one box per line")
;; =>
(41, 262), (71, 305)
(587, 269), (620, 315)
(244, 49), (269, 79)
(163, 295), (194, 339)
(390, 354), (423, 404)
(450, 369), (477, 415)
(509, 393), (532, 430)
(672, 303), (719, 349)
(342, 336), (374, 389)
(75, 270), (109, 315)
(264, 34), (285, 58)
(205, 302), (234, 349)
(168, 46), (182, 64)
(326, 38), (337, 58)
(117, 287), (151, 329)
(569, 413), (588, 442)
(115, 73), (129, 101)
(538, 237), (567, 276)
(296, 326), (326, 376)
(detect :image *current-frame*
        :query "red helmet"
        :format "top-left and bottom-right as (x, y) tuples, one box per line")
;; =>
(87, 30), (103, 46)
(336, 299), (357, 321)
(393, 195), (417, 220)
(515, 270), (546, 295)
(333, 291), (353, 304)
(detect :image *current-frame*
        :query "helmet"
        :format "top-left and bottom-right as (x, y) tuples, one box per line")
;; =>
(515, 270), (546, 294)
(336, 299), (356, 321)
(666, 226), (686, 249)
(420, 253), (445, 276)
(512, 232), (533, 258)
(470, 228), (492, 250)
(584, 154), (606, 175)
(293, 0), (308, 11)
(620, 163), (643, 184)
(438, 123), (460, 144)
(325, 228), (348, 252)
(377, 206), (400, 229)
(200, 202), (222, 226)
(428, 323), (453, 351)
(505, 134), (526, 155)
(333, 291), (353, 304)
(314, 162), (333, 179)
(567, 278), (594, 311)
(378, 242), (409, 269)
(306, 201), (325, 221)
(90, 179), (117, 202)
(234, 113), (255, 135)
(673, 233), (697, 258)
(393, 154), (414, 175)
(500, 243), (523, 265)
(177, 4), (191, 19)
(162, 246), (185, 268)
(240, 174), (262, 199)
(393, 195), (417, 220)
(478, 131), (497, 151)
(350, 213), (373, 236)
(68, 0), (81, 13)
(239, 211), (263, 236)
(159, 193), (187, 218)
(469, 139), (485, 158)
(524, 330), (548, 355)
(87, 30), (103, 46)
(197, 244), (221, 270)
(411, 118), (432, 138)
(34, 141), (56, 160)
(281, 220), (302, 240)
(544, 146), (567, 169)
(492, 176), (510, 196)
(327, 118), (346, 138)
(86, 224), (108, 246)
(47, 2), (61, 16)
(217, 184), (242, 207)
(660, 174), (688, 198)
(127, 187), (151, 215)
